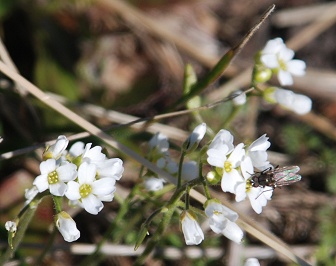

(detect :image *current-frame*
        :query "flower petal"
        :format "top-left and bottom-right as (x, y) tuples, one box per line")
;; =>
(33, 174), (49, 193)
(78, 162), (96, 184)
(65, 181), (81, 200)
(287, 60), (306, 76)
(92, 178), (116, 196)
(278, 70), (293, 86)
(221, 220), (244, 244)
(82, 194), (104, 215)
(49, 182), (67, 196)
(221, 169), (243, 193)
(57, 163), (77, 182)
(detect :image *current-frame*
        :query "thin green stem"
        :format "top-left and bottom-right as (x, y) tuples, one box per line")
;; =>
(177, 151), (186, 189)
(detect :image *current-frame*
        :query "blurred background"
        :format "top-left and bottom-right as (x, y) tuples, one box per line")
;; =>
(0, 0), (336, 265)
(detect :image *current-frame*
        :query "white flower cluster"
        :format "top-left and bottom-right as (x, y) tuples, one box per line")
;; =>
(256, 38), (312, 115)
(207, 130), (273, 214)
(28, 135), (124, 242)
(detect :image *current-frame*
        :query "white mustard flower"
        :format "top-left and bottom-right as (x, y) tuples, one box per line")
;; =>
(144, 176), (165, 191)
(247, 134), (271, 171)
(5, 221), (17, 233)
(182, 161), (198, 181)
(260, 38), (306, 86)
(244, 258), (260, 266)
(235, 157), (273, 214)
(208, 142), (245, 193)
(55, 211), (80, 242)
(33, 159), (77, 196)
(43, 135), (69, 160)
(180, 210), (204, 245)
(156, 154), (178, 175)
(183, 123), (206, 153)
(204, 200), (237, 233)
(65, 162), (116, 215)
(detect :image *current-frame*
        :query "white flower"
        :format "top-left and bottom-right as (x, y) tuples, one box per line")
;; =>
(43, 135), (69, 160)
(180, 210), (204, 245)
(24, 186), (39, 206)
(235, 157), (273, 214)
(231, 90), (247, 106)
(244, 258), (260, 266)
(55, 211), (80, 242)
(273, 88), (312, 115)
(247, 134), (271, 171)
(148, 133), (169, 157)
(208, 142), (245, 193)
(96, 158), (124, 180)
(144, 177), (165, 191)
(33, 159), (77, 196)
(205, 200), (237, 233)
(65, 162), (116, 215)
(183, 123), (206, 153)
(157, 154), (178, 175)
(5, 221), (17, 233)
(260, 38), (306, 86)
(182, 161), (198, 181)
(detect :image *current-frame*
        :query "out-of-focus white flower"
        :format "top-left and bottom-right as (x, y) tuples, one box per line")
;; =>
(235, 157), (273, 214)
(182, 161), (198, 181)
(180, 210), (204, 245)
(183, 123), (206, 153)
(148, 133), (169, 157)
(157, 154), (178, 175)
(260, 38), (306, 86)
(55, 211), (80, 242)
(65, 162), (116, 215)
(33, 159), (77, 196)
(247, 134), (271, 171)
(244, 258), (260, 266)
(231, 90), (247, 106)
(43, 135), (69, 160)
(144, 177), (165, 191)
(5, 221), (17, 233)
(24, 186), (39, 206)
(273, 88), (312, 115)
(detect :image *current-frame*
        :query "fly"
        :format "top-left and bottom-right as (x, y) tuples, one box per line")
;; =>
(249, 166), (302, 196)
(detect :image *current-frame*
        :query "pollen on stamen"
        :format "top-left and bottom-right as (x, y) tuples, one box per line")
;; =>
(48, 171), (59, 184)
(224, 161), (232, 172)
(79, 184), (92, 198)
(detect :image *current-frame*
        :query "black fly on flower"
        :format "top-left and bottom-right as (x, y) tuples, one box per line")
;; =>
(250, 165), (302, 191)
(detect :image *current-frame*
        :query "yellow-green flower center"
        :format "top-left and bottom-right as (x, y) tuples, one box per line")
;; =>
(278, 58), (287, 71)
(224, 161), (232, 173)
(48, 170), (59, 184)
(79, 184), (92, 198)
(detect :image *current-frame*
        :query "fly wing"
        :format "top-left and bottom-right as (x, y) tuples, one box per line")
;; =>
(273, 166), (301, 186)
